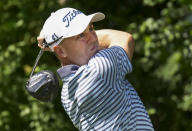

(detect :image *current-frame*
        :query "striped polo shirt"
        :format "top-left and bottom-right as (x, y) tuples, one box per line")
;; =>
(57, 46), (154, 131)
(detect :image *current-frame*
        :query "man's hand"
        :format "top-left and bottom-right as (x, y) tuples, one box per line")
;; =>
(37, 37), (51, 51)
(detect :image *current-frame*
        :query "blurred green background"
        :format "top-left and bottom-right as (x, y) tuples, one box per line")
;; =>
(0, 0), (192, 130)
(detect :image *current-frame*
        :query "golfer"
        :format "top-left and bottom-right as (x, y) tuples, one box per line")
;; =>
(37, 7), (154, 131)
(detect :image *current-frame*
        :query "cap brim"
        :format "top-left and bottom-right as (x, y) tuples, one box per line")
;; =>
(90, 12), (105, 23)
(65, 12), (105, 38)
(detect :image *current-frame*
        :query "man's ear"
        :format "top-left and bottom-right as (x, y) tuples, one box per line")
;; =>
(54, 45), (67, 58)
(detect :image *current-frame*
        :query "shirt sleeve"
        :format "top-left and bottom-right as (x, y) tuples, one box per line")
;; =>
(65, 46), (132, 108)
(68, 46), (133, 107)
(88, 46), (133, 83)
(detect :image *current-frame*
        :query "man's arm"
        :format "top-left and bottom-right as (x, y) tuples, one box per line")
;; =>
(96, 29), (135, 61)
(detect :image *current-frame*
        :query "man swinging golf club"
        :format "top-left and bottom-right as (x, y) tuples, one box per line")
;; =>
(32, 7), (154, 130)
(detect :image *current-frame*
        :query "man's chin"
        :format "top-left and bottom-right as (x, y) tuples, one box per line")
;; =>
(92, 47), (99, 56)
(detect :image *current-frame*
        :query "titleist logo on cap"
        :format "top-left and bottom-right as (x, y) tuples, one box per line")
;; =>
(63, 10), (82, 27)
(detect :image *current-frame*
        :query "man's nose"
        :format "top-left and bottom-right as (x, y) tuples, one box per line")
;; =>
(85, 32), (96, 44)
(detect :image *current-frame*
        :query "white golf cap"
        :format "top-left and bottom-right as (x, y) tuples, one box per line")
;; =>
(39, 7), (105, 51)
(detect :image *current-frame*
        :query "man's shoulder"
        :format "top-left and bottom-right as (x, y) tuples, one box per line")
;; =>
(57, 64), (80, 80)
(95, 46), (126, 57)
(89, 46), (126, 64)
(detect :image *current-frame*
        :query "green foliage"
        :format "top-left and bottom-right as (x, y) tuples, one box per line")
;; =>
(125, 0), (192, 130)
(0, 0), (192, 130)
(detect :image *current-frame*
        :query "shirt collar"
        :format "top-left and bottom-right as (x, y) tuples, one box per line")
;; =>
(57, 64), (80, 79)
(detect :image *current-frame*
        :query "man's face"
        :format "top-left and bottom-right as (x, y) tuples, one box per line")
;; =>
(59, 24), (99, 65)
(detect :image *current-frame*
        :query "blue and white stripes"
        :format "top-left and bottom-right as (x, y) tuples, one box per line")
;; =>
(59, 46), (154, 131)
